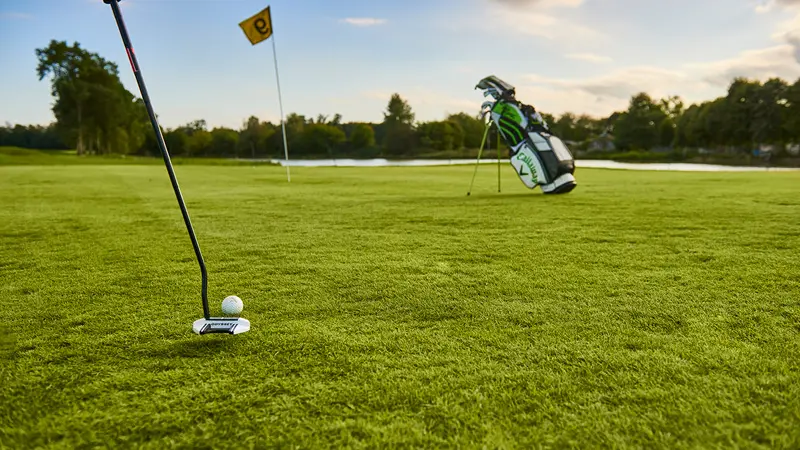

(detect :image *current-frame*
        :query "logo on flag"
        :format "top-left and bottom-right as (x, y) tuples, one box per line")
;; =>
(239, 6), (273, 45)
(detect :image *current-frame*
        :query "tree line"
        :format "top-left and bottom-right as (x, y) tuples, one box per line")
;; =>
(3, 40), (800, 159)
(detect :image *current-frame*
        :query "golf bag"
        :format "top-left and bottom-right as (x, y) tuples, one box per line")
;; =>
(476, 75), (577, 194)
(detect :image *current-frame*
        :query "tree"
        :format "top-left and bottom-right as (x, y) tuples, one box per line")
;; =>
(188, 129), (212, 156)
(658, 117), (676, 147)
(209, 127), (239, 157)
(751, 78), (789, 146)
(164, 129), (190, 156)
(238, 116), (275, 159)
(284, 113), (307, 145)
(573, 114), (601, 143)
(349, 123), (376, 149)
(36, 40), (91, 153)
(554, 113), (577, 142)
(417, 120), (463, 151)
(381, 94), (416, 156)
(785, 77), (800, 142)
(383, 93), (414, 126)
(702, 98), (728, 148)
(675, 104), (703, 147)
(0, 123), (66, 149)
(723, 78), (762, 148)
(446, 113), (485, 149)
(297, 123), (346, 157)
(660, 95), (685, 120)
(613, 93), (668, 150)
(238, 116), (261, 159)
(36, 40), (147, 155)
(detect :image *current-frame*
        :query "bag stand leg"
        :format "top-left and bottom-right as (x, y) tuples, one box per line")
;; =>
(496, 123), (501, 193)
(467, 120), (492, 196)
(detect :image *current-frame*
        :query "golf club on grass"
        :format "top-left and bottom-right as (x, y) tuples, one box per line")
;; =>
(104, 0), (249, 335)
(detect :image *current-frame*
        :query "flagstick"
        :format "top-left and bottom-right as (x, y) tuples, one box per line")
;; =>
(271, 34), (290, 182)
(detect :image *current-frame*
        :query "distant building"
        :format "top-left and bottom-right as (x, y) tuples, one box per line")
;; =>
(587, 131), (615, 152)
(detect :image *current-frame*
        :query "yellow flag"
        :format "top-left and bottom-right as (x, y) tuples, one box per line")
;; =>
(239, 6), (273, 45)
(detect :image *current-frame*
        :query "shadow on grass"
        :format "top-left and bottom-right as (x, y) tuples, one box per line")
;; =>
(0, 324), (17, 360)
(157, 337), (240, 359)
(409, 192), (556, 204)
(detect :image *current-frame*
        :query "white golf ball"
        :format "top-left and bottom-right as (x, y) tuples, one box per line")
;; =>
(221, 295), (243, 316)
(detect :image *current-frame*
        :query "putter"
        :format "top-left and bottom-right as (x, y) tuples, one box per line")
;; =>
(104, 0), (250, 335)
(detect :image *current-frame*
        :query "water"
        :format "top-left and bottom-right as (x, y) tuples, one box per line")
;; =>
(574, 160), (799, 172)
(247, 158), (799, 172)
(253, 158), (484, 167)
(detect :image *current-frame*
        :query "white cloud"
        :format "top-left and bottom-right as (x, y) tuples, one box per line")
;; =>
(771, 11), (800, 63)
(487, 7), (604, 44)
(773, 11), (800, 37)
(505, 0), (800, 119)
(754, 0), (800, 12)
(477, 0), (604, 48)
(687, 44), (800, 86)
(357, 0), (800, 122)
(524, 66), (689, 100)
(340, 17), (387, 27)
(514, 85), (630, 118)
(438, 0), (599, 47)
(488, 0), (584, 8)
(486, 70), (675, 117)
(565, 53), (613, 63)
(512, 38), (800, 119)
(755, 0), (800, 59)
(790, 35), (800, 63)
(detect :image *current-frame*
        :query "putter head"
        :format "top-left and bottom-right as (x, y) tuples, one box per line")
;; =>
(192, 317), (251, 335)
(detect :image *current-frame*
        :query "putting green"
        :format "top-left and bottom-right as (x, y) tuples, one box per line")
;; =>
(1, 163), (798, 448)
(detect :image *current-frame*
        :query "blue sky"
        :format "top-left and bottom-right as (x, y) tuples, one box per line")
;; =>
(1, 0), (799, 129)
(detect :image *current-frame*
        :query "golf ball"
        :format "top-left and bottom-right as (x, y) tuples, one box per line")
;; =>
(221, 295), (244, 316)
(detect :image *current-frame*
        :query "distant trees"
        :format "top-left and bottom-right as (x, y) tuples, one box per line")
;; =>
(447, 112), (485, 149)
(348, 123), (376, 150)
(3, 40), (799, 160)
(0, 123), (66, 149)
(381, 93), (416, 156)
(239, 116), (275, 159)
(669, 77), (798, 154)
(613, 93), (669, 151)
(35, 40), (149, 155)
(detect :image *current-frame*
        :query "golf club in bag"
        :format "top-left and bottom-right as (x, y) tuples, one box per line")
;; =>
(104, 0), (249, 335)
(473, 75), (577, 194)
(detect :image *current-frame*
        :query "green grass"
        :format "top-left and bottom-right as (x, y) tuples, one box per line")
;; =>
(1, 161), (799, 449)
(0, 146), (278, 166)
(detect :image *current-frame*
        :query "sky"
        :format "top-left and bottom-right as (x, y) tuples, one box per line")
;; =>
(1, 0), (799, 130)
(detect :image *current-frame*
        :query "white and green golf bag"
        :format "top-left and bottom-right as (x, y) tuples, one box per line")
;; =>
(476, 75), (577, 194)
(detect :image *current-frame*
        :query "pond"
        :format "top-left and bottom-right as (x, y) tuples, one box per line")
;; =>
(248, 158), (799, 172)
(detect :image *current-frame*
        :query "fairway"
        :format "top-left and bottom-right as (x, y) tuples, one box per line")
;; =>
(1, 163), (799, 448)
